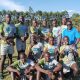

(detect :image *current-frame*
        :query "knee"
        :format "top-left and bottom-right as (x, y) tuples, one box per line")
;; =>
(73, 67), (78, 73)
(1, 56), (6, 62)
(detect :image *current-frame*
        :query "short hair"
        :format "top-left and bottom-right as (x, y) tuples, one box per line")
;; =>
(63, 36), (69, 44)
(19, 52), (26, 58)
(62, 16), (66, 19)
(44, 52), (50, 56)
(48, 36), (54, 41)
(63, 36), (69, 41)
(32, 19), (38, 24)
(67, 20), (72, 24)
(6, 14), (11, 18)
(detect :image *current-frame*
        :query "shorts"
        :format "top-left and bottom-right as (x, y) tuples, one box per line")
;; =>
(63, 61), (76, 73)
(16, 39), (26, 51)
(0, 44), (14, 55)
(64, 61), (76, 67)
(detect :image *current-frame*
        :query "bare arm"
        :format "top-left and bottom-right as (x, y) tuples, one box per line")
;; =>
(6, 66), (20, 76)
(35, 64), (52, 75)
(53, 63), (62, 73)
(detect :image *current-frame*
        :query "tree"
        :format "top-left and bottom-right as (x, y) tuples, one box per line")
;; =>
(72, 13), (80, 19)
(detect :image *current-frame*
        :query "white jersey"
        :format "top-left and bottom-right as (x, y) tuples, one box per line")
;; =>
(52, 26), (61, 37)
(61, 25), (67, 34)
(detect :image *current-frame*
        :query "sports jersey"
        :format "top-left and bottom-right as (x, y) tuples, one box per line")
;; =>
(60, 45), (75, 64)
(11, 59), (35, 71)
(62, 27), (79, 44)
(52, 26), (61, 37)
(30, 26), (39, 34)
(15, 23), (28, 37)
(38, 57), (58, 70)
(61, 25), (67, 34)
(31, 42), (43, 59)
(32, 42), (43, 54)
(44, 43), (57, 56)
(41, 27), (50, 36)
(0, 22), (16, 44)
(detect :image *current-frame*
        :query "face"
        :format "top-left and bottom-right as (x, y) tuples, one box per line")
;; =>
(20, 54), (26, 63)
(62, 18), (66, 25)
(32, 20), (37, 27)
(63, 37), (69, 45)
(67, 21), (72, 30)
(44, 53), (50, 61)
(5, 15), (11, 24)
(19, 16), (24, 23)
(48, 37), (54, 45)
(52, 20), (57, 27)
(42, 20), (47, 27)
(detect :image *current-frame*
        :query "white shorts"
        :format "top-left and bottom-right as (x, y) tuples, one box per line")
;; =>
(16, 39), (26, 51)
(63, 61), (76, 73)
(0, 44), (14, 55)
(65, 61), (76, 67)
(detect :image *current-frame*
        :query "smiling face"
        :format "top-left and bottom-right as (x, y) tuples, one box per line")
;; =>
(67, 21), (72, 30)
(62, 17), (67, 25)
(52, 19), (57, 27)
(42, 20), (47, 27)
(19, 53), (26, 63)
(63, 36), (69, 45)
(48, 37), (54, 45)
(44, 53), (50, 62)
(19, 16), (24, 23)
(32, 20), (38, 27)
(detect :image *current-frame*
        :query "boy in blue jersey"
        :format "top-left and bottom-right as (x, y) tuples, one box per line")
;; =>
(15, 15), (28, 58)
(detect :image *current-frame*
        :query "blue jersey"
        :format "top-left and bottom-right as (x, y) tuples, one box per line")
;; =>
(41, 27), (50, 36)
(16, 24), (28, 37)
(62, 27), (79, 44)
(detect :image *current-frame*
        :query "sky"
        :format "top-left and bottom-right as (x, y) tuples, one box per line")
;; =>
(0, 0), (80, 16)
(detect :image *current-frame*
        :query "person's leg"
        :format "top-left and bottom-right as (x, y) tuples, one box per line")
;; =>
(8, 54), (12, 65)
(29, 75), (33, 80)
(11, 72), (20, 80)
(0, 55), (6, 75)
(58, 71), (63, 80)
(0, 44), (7, 78)
(70, 62), (78, 76)
(8, 45), (14, 65)
(22, 41), (26, 52)
(36, 71), (41, 80)
(58, 77), (63, 80)
(11, 72), (15, 80)
(16, 39), (22, 59)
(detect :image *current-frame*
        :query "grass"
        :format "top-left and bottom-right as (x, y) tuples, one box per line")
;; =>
(0, 37), (80, 80)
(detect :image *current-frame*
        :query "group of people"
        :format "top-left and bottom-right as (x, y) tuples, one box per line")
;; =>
(0, 14), (80, 80)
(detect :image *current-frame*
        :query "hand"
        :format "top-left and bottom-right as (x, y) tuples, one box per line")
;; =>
(45, 70), (53, 78)
(15, 70), (20, 76)
(54, 48), (58, 53)
(21, 36), (25, 42)
(24, 68), (31, 74)
(24, 36), (27, 40)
